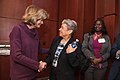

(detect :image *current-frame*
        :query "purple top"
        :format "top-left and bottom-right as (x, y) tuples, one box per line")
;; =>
(92, 38), (102, 58)
(9, 22), (40, 80)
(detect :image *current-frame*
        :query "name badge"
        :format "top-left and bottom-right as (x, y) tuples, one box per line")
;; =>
(98, 38), (105, 43)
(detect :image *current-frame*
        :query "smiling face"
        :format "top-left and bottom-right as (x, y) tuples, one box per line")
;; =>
(59, 23), (72, 38)
(35, 19), (44, 28)
(95, 20), (102, 32)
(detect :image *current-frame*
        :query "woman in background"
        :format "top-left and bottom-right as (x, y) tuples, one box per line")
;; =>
(9, 5), (49, 80)
(82, 18), (111, 80)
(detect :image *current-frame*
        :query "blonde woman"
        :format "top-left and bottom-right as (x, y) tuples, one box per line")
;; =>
(9, 5), (49, 80)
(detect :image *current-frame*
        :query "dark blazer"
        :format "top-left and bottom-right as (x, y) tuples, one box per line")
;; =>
(110, 33), (120, 55)
(82, 33), (111, 68)
(45, 36), (82, 80)
(108, 33), (120, 80)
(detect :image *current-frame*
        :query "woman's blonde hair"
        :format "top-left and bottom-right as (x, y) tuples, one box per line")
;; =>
(22, 5), (49, 25)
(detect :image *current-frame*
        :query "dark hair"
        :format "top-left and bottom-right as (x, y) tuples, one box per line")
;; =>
(90, 18), (108, 35)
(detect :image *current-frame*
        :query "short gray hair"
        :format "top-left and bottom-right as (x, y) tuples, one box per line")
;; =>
(62, 19), (77, 33)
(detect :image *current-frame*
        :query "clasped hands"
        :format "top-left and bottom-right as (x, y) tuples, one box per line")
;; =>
(38, 61), (47, 72)
(91, 57), (102, 65)
(90, 57), (103, 69)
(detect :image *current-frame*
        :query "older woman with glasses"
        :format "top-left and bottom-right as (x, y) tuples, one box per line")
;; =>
(39, 19), (82, 80)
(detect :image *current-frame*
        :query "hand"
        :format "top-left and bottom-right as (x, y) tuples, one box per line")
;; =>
(66, 44), (77, 54)
(38, 61), (47, 72)
(116, 50), (120, 56)
(92, 57), (102, 64)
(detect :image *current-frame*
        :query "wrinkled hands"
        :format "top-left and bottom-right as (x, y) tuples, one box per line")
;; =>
(38, 61), (47, 72)
(116, 50), (120, 56)
(66, 44), (77, 54)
